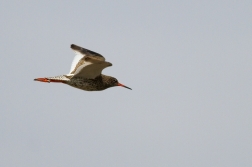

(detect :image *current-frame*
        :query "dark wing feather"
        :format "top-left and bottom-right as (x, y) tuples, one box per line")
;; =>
(70, 44), (112, 79)
(71, 44), (105, 61)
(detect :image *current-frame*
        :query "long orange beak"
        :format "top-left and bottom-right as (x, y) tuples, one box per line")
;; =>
(118, 83), (132, 90)
(34, 78), (64, 83)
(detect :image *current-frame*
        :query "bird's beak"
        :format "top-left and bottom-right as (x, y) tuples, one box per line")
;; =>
(34, 78), (50, 83)
(118, 83), (132, 90)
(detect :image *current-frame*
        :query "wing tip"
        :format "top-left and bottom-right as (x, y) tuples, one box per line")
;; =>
(71, 44), (82, 51)
(70, 44), (105, 59)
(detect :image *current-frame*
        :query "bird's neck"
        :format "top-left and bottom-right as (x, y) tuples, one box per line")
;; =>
(101, 75), (112, 88)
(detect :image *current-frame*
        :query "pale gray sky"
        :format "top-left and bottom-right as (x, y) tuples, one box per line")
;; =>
(1, 0), (252, 167)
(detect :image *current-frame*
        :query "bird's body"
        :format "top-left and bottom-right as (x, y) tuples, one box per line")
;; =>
(34, 44), (131, 91)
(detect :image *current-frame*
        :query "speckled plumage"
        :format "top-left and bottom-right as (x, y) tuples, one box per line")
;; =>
(34, 44), (131, 91)
(44, 74), (123, 91)
(66, 75), (118, 91)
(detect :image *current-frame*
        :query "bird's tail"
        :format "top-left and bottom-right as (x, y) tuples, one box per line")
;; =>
(34, 75), (70, 83)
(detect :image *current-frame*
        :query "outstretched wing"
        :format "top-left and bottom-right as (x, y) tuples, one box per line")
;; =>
(68, 44), (112, 79)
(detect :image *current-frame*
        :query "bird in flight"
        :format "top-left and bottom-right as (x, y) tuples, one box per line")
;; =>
(34, 44), (132, 91)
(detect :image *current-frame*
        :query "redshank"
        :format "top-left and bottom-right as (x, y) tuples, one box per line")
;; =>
(34, 44), (132, 91)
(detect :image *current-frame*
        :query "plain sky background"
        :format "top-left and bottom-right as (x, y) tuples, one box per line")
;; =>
(1, 1), (252, 167)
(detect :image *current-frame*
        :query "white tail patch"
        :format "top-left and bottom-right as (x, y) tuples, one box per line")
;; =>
(47, 75), (70, 81)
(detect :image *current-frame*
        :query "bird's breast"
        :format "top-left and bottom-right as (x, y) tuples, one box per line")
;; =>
(67, 77), (106, 91)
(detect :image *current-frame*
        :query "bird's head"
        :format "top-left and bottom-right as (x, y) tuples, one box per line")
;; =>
(107, 77), (132, 90)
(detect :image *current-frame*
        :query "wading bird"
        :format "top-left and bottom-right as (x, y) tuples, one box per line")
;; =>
(34, 44), (131, 91)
